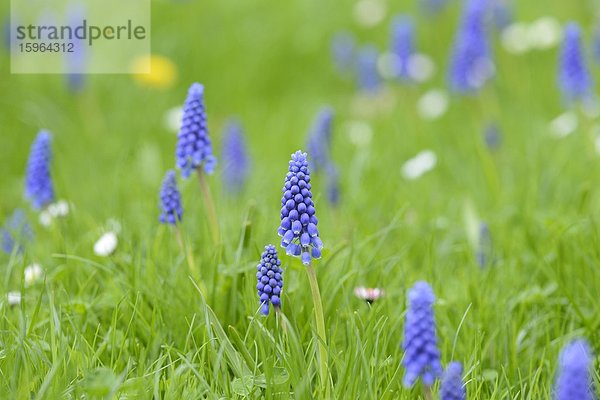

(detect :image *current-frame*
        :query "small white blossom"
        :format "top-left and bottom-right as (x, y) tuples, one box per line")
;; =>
(527, 17), (562, 50)
(353, 0), (386, 28)
(48, 200), (70, 218)
(402, 150), (437, 180)
(549, 112), (578, 138)
(93, 231), (118, 256)
(346, 121), (373, 146)
(24, 263), (44, 285)
(7, 291), (21, 306)
(377, 52), (401, 80)
(164, 106), (183, 133)
(501, 23), (531, 54)
(417, 89), (449, 120)
(39, 211), (53, 227)
(407, 53), (436, 83)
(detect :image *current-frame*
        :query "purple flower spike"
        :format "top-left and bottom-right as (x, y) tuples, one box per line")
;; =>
(391, 16), (414, 81)
(307, 107), (334, 173)
(1, 209), (33, 254)
(325, 163), (340, 206)
(357, 45), (381, 93)
(176, 83), (217, 178)
(476, 221), (493, 267)
(256, 245), (283, 315)
(440, 362), (466, 400)
(402, 281), (442, 388)
(593, 25), (600, 63)
(420, 0), (449, 15)
(448, 0), (494, 93)
(221, 119), (249, 194)
(159, 170), (183, 225)
(332, 32), (355, 73)
(554, 339), (595, 400)
(25, 131), (55, 210)
(278, 151), (323, 265)
(559, 23), (593, 105)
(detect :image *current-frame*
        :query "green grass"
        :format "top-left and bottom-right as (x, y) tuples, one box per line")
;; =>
(2, 0), (600, 398)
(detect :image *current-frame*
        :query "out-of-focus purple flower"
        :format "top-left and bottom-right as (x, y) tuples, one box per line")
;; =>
(221, 119), (249, 194)
(448, 0), (494, 93)
(332, 32), (355, 73)
(420, 0), (450, 15)
(559, 23), (593, 105)
(325, 163), (340, 206)
(65, 5), (86, 91)
(1, 209), (33, 254)
(356, 45), (381, 93)
(483, 123), (502, 150)
(402, 281), (443, 387)
(440, 362), (466, 400)
(278, 151), (324, 265)
(554, 339), (595, 400)
(25, 131), (55, 210)
(159, 170), (183, 225)
(176, 83), (217, 178)
(307, 107), (334, 173)
(256, 244), (283, 315)
(593, 26), (600, 63)
(476, 222), (493, 267)
(491, 0), (512, 31)
(390, 16), (414, 81)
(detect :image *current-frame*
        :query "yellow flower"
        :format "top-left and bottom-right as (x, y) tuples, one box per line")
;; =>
(132, 54), (178, 89)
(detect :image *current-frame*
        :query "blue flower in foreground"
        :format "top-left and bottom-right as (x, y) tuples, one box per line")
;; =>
(25, 131), (54, 209)
(356, 45), (381, 93)
(1, 209), (33, 254)
(278, 151), (324, 265)
(559, 23), (593, 104)
(402, 281), (442, 387)
(221, 119), (249, 194)
(176, 83), (217, 178)
(440, 362), (466, 400)
(159, 170), (183, 225)
(554, 339), (595, 400)
(256, 244), (283, 315)
(307, 107), (334, 172)
(332, 32), (355, 73)
(448, 0), (493, 93)
(391, 16), (414, 81)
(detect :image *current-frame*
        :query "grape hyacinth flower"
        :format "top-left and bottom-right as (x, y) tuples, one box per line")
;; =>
(221, 119), (250, 194)
(559, 23), (593, 105)
(356, 45), (381, 93)
(1, 209), (33, 254)
(402, 281), (443, 387)
(390, 16), (414, 81)
(483, 122), (502, 150)
(325, 163), (340, 206)
(331, 32), (355, 74)
(476, 221), (493, 267)
(65, 5), (86, 91)
(440, 362), (466, 400)
(420, 0), (449, 15)
(176, 83), (217, 178)
(278, 151), (323, 265)
(25, 131), (55, 210)
(256, 245), (283, 315)
(448, 0), (494, 93)
(491, 0), (512, 31)
(554, 339), (596, 400)
(306, 107), (334, 173)
(159, 170), (183, 225)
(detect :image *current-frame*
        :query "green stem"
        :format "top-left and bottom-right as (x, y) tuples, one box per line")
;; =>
(305, 262), (329, 396)
(197, 170), (220, 245)
(175, 226), (206, 295)
(423, 385), (433, 400)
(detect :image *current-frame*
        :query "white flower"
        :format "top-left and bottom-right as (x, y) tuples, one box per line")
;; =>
(549, 112), (578, 138)
(377, 52), (401, 80)
(407, 53), (435, 83)
(94, 231), (118, 256)
(24, 263), (44, 285)
(402, 150), (437, 180)
(353, 0), (386, 28)
(164, 106), (183, 133)
(48, 200), (70, 218)
(39, 211), (53, 227)
(7, 291), (21, 306)
(501, 23), (531, 54)
(417, 89), (449, 120)
(527, 17), (562, 50)
(346, 121), (373, 146)
(582, 98), (600, 119)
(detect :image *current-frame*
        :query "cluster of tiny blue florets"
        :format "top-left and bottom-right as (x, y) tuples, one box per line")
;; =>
(159, 170), (183, 225)
(440, 362), (466, 400)
(402, 281), (443, 387)
(559, 23), (593, 105)
(256, 245), (283, 315)
(554, 339), (595, 400)
(222, 119), (250, 194)
(25, 131), (55, 210)
(391, 16), (414, 81)
(307, 107), (334, 173)
(176, 83), (217, 178)
(278, 151), (324, 265)
(356, 45), (381, 93)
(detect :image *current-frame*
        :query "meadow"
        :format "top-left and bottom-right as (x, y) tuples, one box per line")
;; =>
(1, 0), (600, 398)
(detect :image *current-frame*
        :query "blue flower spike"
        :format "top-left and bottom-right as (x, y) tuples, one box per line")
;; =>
(278, 151), (324, 265)
(554, 339), (595, 400)
(25, 131), (55, 210)
(440, 362), (466, 400)
(256, 245), (284, 316)
(221, 119), (250, 194)
(559, 23), (593, 105)
(159, 170), (183, 225)
(307, 107), (334, 173)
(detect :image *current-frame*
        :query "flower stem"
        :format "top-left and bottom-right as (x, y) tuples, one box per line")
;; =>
(305, 262), (329, 396)
(197, 170), (220, 245)
(175, 226), (206, 295)
(423, 385), (433, 400)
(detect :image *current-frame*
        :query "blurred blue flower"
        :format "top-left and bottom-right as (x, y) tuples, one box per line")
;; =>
(332, 32), (355, 73)
(491, 0), (512, 31)
(159, 170), (183, 225)
(476, 222), (493, 267)
(176, 83), (217, 178)
(25, 131), (55, 209)
(256, 244), (283, 315)
(278, 151), (324, 265)
(593, 25), (600, 63)
(221, 119), (249, 194)
(448, 0), (493, 93)
(356, 45), (381, 93)
(555, 339), (595, 400)
(390, 16), (414, 81)
(483, 123), (501, 150)
(402, 281), (443, 387)
(1, 209), (33, 254)
(440, 362), (466, 400)
(65, 5), (86, 92)
(307, 107), (334, 173)
(420, 0), (450, 15)
(325, 163), (340, 206)
(559, 23), (593, 105)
